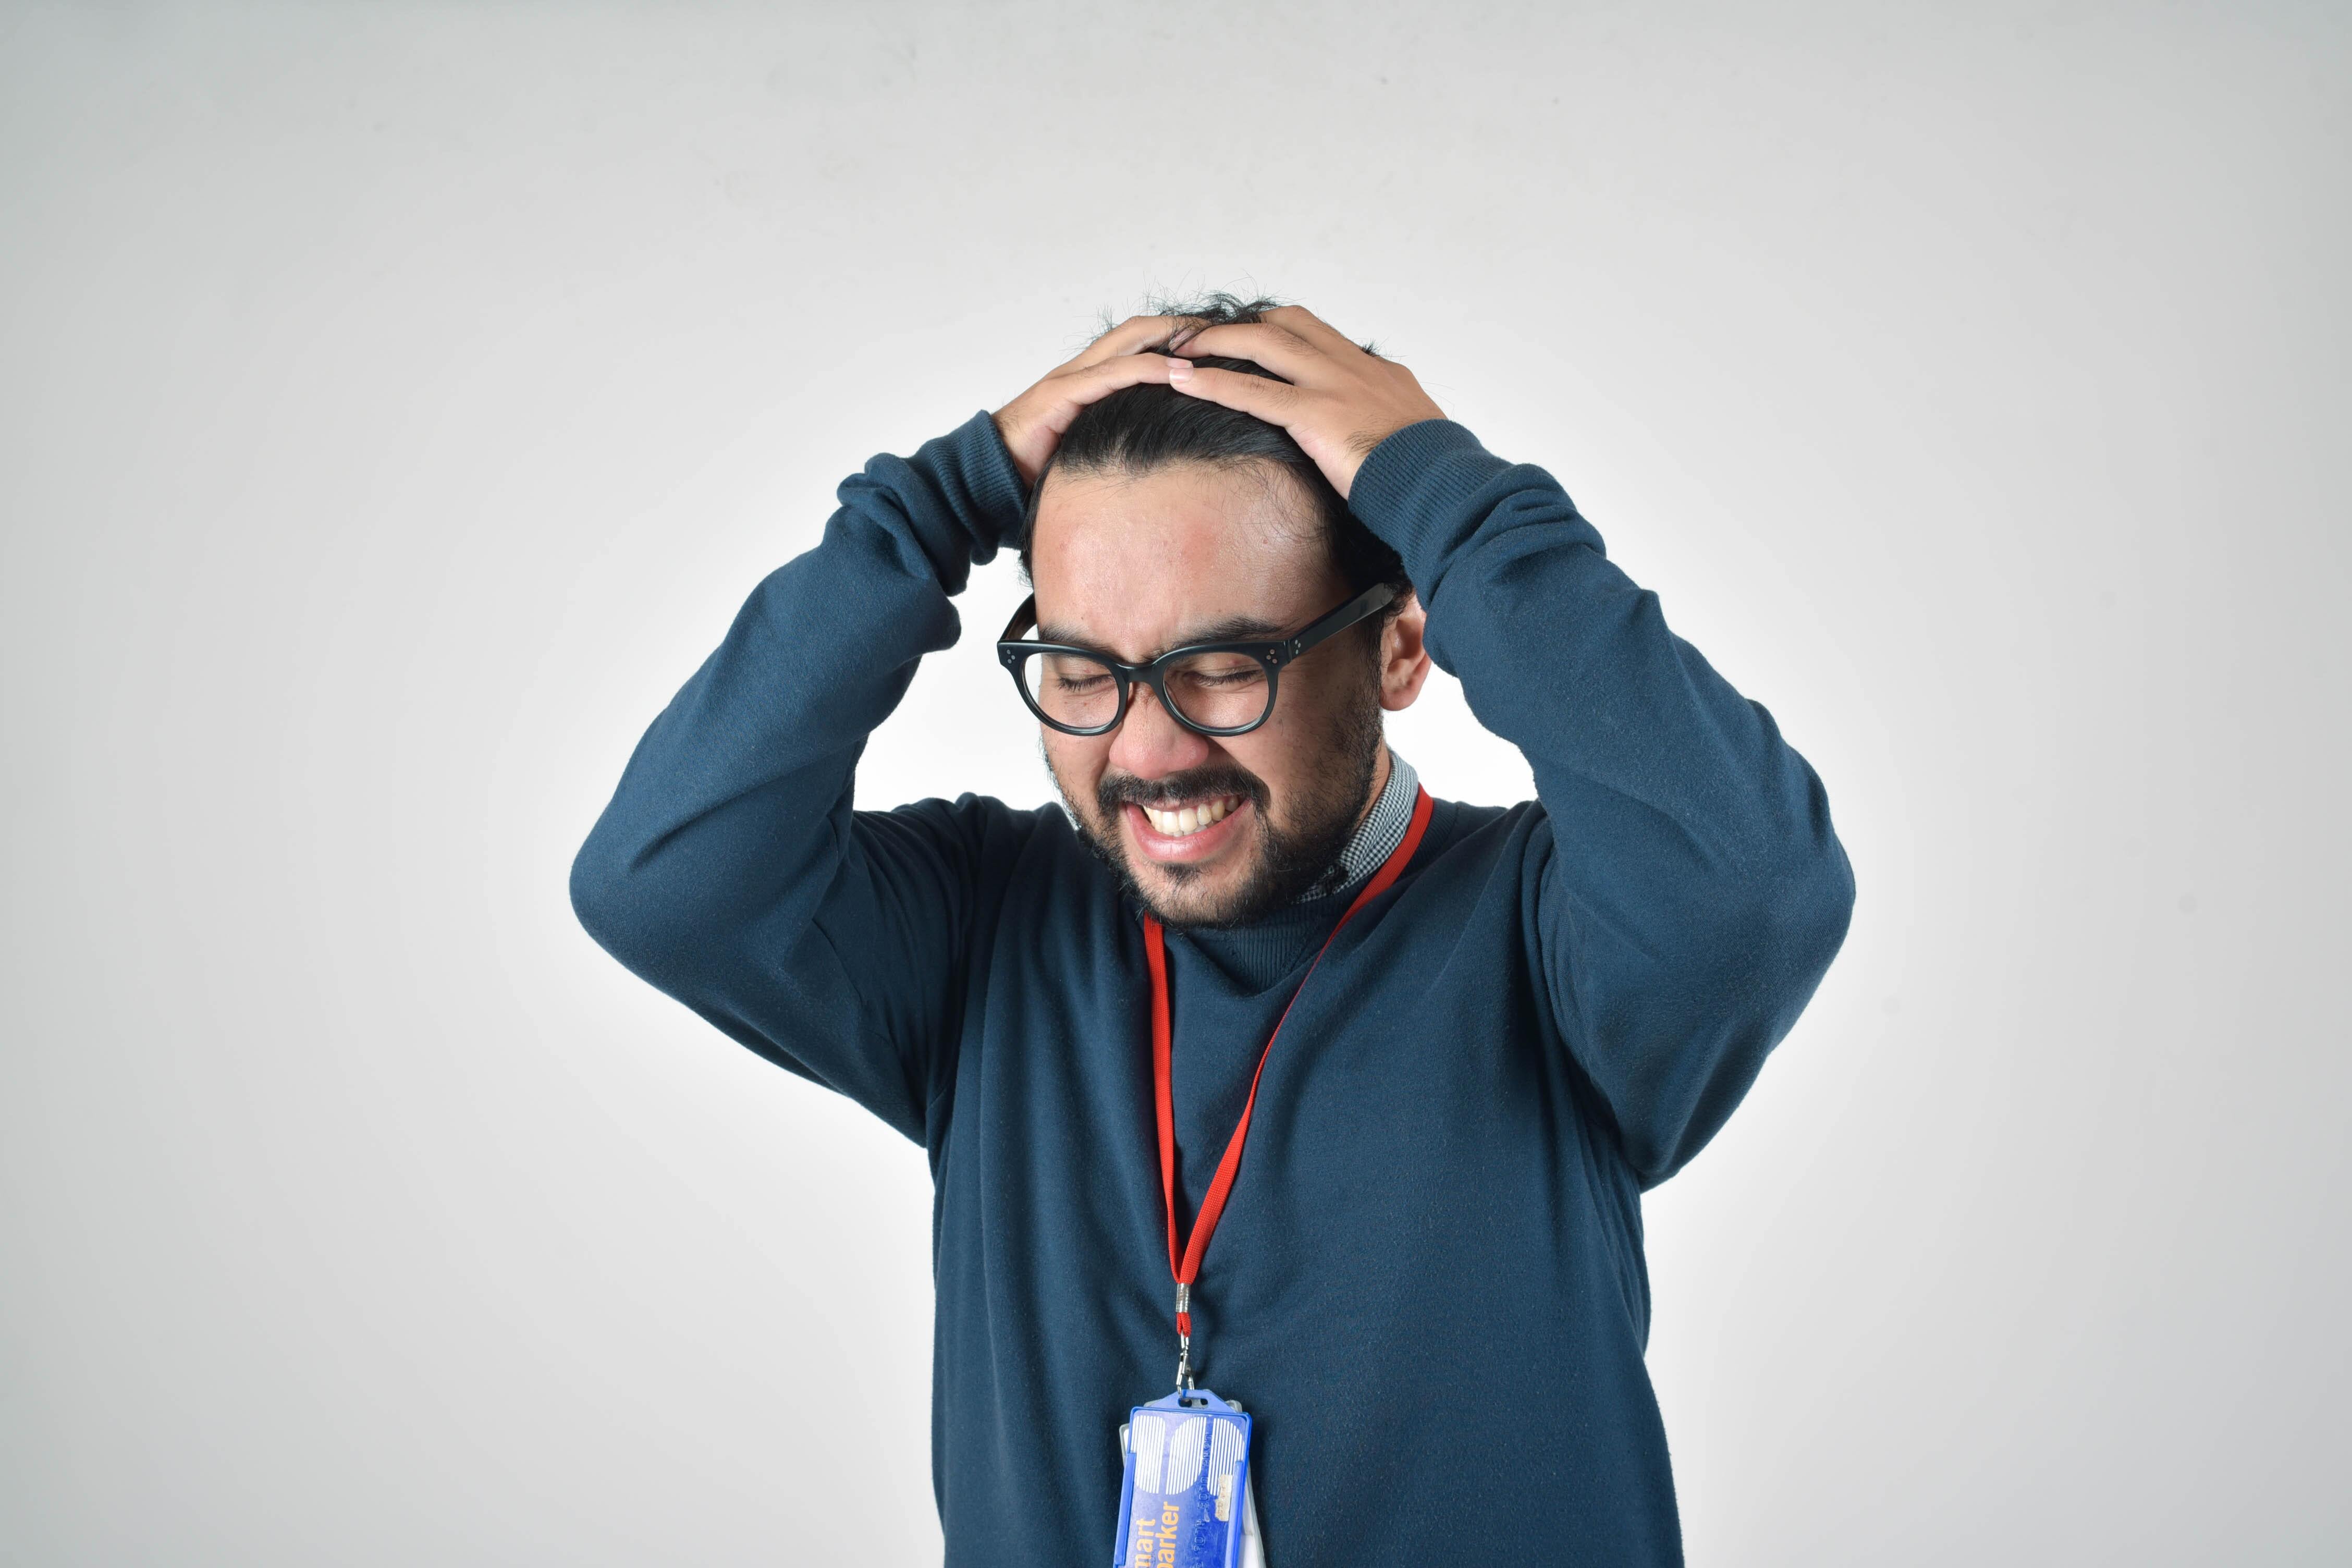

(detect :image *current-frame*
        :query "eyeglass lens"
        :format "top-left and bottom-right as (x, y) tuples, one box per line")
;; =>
(1020, 649), (1271, 733)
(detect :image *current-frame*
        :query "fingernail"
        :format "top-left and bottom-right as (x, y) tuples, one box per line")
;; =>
(1167, 359), (1193, 382)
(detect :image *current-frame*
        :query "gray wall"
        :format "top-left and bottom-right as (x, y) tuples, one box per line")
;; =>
(3, 3), (2344, 1562)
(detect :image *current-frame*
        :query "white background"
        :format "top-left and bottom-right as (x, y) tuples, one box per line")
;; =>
(3, 3), (2345, 1563)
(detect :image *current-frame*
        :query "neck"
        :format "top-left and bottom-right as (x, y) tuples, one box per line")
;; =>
(1355, 743), (1393, 834)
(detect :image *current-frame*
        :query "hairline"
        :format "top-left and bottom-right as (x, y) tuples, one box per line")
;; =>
(1021, 452), (1344, 583)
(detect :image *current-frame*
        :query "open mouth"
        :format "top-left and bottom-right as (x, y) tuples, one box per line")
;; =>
(1136, 795), (1242, 839)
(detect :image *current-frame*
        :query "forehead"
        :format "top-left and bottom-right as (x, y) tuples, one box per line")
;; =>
(1028, 461), (1340, 655)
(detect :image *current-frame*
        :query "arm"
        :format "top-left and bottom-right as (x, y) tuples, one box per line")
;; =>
(568, 412), (1025, 1142)
(569, 323), (1192, 1142)
(1351, 422), (1854, 1185)
(1168, 308), (1855, 1186)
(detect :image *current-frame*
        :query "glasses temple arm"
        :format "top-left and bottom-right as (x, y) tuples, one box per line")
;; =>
(999, 595), (1039, 644)
(1281, 582), (1398, 660)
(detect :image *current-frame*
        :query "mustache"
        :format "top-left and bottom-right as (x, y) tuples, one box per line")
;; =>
(1096, 764), (1269, 816)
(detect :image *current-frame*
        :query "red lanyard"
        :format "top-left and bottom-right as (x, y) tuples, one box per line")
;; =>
(1141, 785), (1434, 1379)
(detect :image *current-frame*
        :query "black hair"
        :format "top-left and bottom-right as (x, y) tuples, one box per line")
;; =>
(1015, 292), (1413, 622)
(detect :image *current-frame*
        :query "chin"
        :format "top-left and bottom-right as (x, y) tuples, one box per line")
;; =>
(1117, 840), (1229, 915)
(1133, 868), (1250, 927)
(1098, 832), (1264, 928)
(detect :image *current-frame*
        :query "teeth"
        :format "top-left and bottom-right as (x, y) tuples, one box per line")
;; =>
(1142, 797), (1236, 838)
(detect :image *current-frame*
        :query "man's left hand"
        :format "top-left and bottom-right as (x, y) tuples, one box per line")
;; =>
(1163, 305), (1449, 500)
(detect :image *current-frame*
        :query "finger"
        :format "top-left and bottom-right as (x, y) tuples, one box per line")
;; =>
(1165, 322), (1322, 382)
(1162, 315), (1220, 354)
(1071, 313), (1204, 371)
(1039, 352), (1186, 426)
(1259, 304), (1359, 352)
(1266, 305), (1389, 362)
(1165, 362), (1303, 424)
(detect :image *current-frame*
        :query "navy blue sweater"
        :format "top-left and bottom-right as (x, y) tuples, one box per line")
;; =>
(570, 411), (1854, 1566)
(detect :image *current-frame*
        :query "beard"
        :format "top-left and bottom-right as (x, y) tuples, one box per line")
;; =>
(1050, 657), (1387, 929)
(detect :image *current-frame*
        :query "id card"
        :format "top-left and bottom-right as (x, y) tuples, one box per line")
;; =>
(1114, 1389), (1264, 1568)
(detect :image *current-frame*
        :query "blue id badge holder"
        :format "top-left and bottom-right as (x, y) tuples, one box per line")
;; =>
(1114, 1388), (1265, 1568)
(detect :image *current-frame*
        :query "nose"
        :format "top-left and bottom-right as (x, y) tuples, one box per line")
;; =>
(1107, 680), (1215, 781)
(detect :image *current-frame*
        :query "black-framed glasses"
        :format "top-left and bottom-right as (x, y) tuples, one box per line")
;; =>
(996, 583), (1396, 738)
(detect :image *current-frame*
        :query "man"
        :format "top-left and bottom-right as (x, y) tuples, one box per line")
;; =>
(571, 296), (1854, 1565)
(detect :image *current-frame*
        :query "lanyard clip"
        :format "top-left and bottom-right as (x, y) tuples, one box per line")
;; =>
(1174, 1283), (1195, 1392)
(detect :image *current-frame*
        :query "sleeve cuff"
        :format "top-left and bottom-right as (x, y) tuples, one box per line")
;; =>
(941, 408), (1032, 558)
(1346, 419), (1524, 598)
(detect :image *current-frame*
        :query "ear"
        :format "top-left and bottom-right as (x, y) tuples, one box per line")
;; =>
(1377, 592), (1434, 712)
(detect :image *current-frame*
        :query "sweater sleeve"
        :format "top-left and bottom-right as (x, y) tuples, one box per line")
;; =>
(567, 410), (1032, 1145)
(1348, 420), (1855, 1188)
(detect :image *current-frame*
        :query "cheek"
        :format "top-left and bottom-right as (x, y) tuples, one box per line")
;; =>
(1266, 662), (1351, 740)
(1044, 734), (1110, 803)
(1245, 662), (1369, 787)
(1223, 711), (1314, 800)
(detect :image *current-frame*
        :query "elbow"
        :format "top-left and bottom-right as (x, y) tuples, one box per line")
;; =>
(1735, 711), (1856, 996)
(1728, 824), (1856, 1030)
(1732, 751), (1856, 993)
(1795, 803), (1857, 981)
(1628, 840), (1853, 1190)
(569, 805), (797, 995)
(569, 825), (638, 961)
(569, 819), (695, 981)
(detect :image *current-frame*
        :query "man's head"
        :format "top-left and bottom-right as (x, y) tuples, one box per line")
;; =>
(1016, 295), (1432, 927)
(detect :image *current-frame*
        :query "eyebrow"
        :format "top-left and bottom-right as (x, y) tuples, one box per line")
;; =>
(1034, 614), (1290, 656)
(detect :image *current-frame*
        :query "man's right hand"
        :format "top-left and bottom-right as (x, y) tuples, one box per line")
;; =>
(991, 315), (1197, 491)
